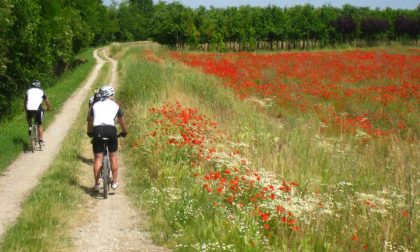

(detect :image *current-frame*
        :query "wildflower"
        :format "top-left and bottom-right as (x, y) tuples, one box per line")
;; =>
(287, 218), (296, 225)
(277, 205), (285, 213)
(259, 212), (270, 222)
(290, 226), (300, 232)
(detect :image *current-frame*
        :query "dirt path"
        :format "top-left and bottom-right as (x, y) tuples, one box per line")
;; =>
(0, 48), (105, 237)
(71, 47), (170, 252)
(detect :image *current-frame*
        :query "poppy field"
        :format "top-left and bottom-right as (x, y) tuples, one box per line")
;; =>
(171, 49), (419, 139)
(120, 46), (419, 251)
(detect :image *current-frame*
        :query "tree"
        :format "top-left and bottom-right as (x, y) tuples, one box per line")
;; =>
(333, 16), (357, 43)
(318, 5), (339, 47)
(117, 2), (148, 41)
(360, 18), (390, 45)
(130, 0), (154, 18)
(149, 2), (191, 48)
(395, 15), (420, 42)
(0, 0), (15, 116)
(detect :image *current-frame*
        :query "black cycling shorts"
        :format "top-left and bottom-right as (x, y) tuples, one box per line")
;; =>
(26, 110), (43, 125)
(92, 125), (118, 154)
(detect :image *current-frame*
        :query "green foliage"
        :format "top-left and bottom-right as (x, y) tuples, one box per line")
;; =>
(141, 3), (420, 51)
(0, 0), (15, 112)
(1, 0), (117, 119)
(116, 2), (149, 41)
(149, 2), (193, 48)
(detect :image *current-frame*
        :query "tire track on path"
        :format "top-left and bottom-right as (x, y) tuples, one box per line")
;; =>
(0, 48), (105, 237)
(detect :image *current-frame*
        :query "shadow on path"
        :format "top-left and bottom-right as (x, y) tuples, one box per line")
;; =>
(13, 137), (30, 152)
(77, 154), (94, 166)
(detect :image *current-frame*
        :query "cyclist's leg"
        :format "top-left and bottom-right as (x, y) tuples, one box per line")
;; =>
(26, 111), (34, 135)
(93, 152), (103, 185)
(109, 151), (119, 184)
(26, 111), (32, 127)
(37, 110), (44, 141)
(92, 135), (105, 186)
(107, 129), (119, 185)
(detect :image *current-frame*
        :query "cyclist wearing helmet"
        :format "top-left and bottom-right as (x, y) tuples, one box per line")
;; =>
(24, 80), (51, 145)
(87, 85), (128, 191)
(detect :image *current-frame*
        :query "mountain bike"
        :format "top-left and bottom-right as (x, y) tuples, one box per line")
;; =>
(98, 133), (123, 199)
(29, 115), (42, 153)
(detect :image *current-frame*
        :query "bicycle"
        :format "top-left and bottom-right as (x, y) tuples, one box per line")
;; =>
(28, 115), (42, 153)
(98, 133), (123, 199)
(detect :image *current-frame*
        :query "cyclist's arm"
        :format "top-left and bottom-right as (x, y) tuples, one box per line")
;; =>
(117, 116), (128, 134)
(87, 115), (93, 134)
(116, 108), (128, 134)
(43, 96), (51, 110)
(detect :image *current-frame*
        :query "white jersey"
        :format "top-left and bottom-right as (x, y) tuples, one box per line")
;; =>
(91, 99), (123, 127)
(26, 88), (46, 111)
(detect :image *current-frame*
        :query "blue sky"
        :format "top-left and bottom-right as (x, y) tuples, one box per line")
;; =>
(104, 0), (419, 9)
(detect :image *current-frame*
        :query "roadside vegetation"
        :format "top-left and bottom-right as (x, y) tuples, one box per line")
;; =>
(118, 44), (418, 251)
(0, 48), (96, 174)
(0, 58), (111, 251)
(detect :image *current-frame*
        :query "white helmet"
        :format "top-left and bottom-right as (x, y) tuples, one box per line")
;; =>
(100, 85), (115, 97)
(32, 80), (41, 88)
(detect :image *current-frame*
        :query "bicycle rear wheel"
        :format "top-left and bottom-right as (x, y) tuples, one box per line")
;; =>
(102, 156), (111, 199)
(35, 125), (42, 151)
(30, 124), (37, 153)
(37, 126), (43, 151)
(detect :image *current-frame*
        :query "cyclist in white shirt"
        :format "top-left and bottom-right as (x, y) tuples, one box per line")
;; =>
(87, 85), (128, 191)
(24, 80), (51, 145)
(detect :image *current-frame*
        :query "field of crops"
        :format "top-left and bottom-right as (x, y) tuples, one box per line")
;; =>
(122, 46), (419, 251)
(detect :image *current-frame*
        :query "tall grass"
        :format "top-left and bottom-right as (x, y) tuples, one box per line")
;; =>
(0, 48), (96, 174)
(0, 56), (111, 251)
(120, 45), (418, 251)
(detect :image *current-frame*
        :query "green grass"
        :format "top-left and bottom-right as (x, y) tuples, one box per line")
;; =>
(0, 48), (96, 174)
(119, 45), (418, 251)
(0, 51), (111, 251)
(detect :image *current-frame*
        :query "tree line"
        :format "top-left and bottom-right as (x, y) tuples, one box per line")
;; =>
(146, 2), (420, 50)
(1, 0), (419, 118)
(0, 0), (118, 118)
